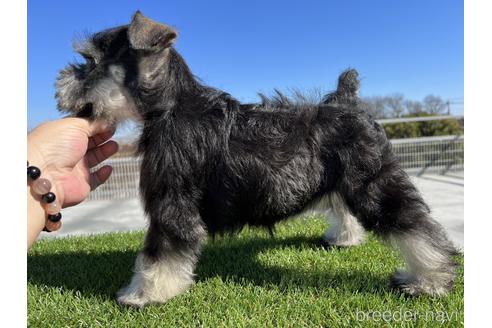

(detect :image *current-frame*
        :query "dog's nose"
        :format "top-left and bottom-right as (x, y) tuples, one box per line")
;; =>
(77, 103), (94, 118)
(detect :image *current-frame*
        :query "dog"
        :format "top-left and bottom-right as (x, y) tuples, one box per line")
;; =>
(56, 11), (457, 307)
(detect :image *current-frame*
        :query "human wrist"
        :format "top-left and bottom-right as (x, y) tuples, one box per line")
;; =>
(27, 186), (46, 248)
(27, 162), (64, 235)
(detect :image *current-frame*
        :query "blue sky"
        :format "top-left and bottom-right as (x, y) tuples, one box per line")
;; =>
(28, 0), (463, 130)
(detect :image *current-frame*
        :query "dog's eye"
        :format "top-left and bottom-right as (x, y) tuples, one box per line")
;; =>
(81, 54), (97, 66)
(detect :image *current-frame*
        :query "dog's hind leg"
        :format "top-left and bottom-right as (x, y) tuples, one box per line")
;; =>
(339, 155), (457, 296)
(117, 200), (207, 307)
(321, 193), (365, 247)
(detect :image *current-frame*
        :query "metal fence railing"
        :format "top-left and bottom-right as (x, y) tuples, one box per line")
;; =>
(89, 134), (464, 200)
(89, 157), (141, 200)
(390, 135), (464, 175)
(376, 115), (464, 125)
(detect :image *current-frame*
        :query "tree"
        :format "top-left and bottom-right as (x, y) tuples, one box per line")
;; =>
(423, 95), (446, 114)
(361, 96), (387, 119)
(404, 100), (424, 115)
(362, 94), (406, 118)
(384, 93), (405, 118)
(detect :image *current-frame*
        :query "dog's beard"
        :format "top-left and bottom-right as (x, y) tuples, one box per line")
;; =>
(88, 76), (139, 124)
(57, 64), (140, 125)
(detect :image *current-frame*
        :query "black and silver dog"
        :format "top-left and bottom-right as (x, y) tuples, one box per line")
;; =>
(56, 11), (457, 307)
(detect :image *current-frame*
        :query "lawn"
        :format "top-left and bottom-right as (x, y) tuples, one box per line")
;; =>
(28, 216), (464, 327)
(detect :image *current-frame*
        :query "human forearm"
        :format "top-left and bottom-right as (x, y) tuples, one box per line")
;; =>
(27, 186), (46, 249)
(27, 140), (51, 248)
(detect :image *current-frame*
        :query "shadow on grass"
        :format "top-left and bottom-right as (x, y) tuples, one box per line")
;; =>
(28, 235), (391, 300)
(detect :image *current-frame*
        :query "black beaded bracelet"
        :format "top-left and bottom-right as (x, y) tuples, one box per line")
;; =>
(27, 161), (62, 232)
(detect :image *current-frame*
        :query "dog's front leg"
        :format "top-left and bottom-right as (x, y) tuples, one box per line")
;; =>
(117, 200), (206, 308)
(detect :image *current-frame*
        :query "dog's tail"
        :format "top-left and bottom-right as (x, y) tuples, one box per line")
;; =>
(322, 68), (360, 106)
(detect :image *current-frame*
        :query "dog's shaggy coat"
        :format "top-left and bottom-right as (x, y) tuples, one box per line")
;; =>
(56, 11), (457, 307)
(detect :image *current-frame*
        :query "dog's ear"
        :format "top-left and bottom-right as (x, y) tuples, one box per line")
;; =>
(128, 11), (178, 51)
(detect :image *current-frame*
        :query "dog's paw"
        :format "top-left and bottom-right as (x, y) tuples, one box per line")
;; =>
(390, 270), (421, 296)
(320, 236), (356, 248)
(320, 237), (344, 249)
(116, 286), (150, 308)
(320, 232), (364, 248)
(390, 269), (453, 297)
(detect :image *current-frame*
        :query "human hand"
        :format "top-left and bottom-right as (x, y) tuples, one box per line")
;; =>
(27, 118), (119, 208)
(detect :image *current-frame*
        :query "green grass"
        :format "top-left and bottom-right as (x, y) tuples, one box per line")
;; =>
(28, 216), (463, 327)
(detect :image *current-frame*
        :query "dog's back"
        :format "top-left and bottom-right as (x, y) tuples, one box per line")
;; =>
(200, 94), (385, 233)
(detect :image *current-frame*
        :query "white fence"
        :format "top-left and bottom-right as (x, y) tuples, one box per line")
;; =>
(89, 157), (141, 200)
(89, 134), (464, 200)
(391, 135), (463, 175)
